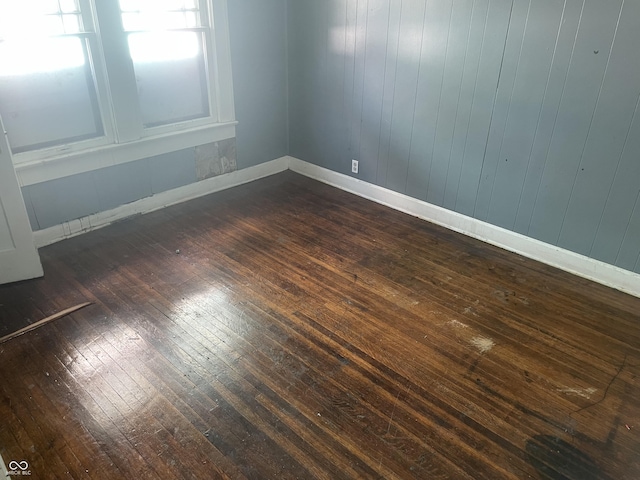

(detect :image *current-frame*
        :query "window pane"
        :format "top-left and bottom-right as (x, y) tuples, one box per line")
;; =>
(166, 12), (186, 29)
(62, 14), (81, 34)
(119, 0), (201, 31)
(43, 15), (65, 36)
(128, 30), (200, 62)
(128, 31), (209, 127)
(0, 36), (85, 75)
(59, 0), (79, 14)
(0, 1), (86, 38)
(119, 0), (142, 11)
(36, 0), (60, 15)
(0, 37), (103, 152)
(185, 11), (197, 28)
(121, 12), (143, 31)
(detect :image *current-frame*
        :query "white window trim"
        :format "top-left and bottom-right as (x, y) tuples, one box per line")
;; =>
(14, 120), (237, 187)
(8, 0), (236, 186)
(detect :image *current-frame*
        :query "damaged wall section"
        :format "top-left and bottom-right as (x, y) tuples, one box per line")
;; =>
(196, 138), (237, 180)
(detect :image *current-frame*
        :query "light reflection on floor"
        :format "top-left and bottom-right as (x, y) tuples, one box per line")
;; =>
(62, 314), (155, 436)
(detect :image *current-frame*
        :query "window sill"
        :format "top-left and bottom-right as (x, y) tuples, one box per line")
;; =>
(14, 121), (237, 187)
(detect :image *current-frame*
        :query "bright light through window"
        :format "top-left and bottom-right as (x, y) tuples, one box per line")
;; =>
(119, 0), (199, 31)
(0, 0), (83, 40)
(128, 31), (199, 63)
(0, 37), (85, 76)
(0, 0), (230, 156)
(0, 0), (85, 75)
(120, 0), (201, 63)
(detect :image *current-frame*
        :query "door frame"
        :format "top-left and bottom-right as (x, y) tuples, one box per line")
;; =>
(0, 116), (43, 285)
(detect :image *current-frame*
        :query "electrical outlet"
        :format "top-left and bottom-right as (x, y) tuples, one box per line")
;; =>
(351, 159), (359, 174)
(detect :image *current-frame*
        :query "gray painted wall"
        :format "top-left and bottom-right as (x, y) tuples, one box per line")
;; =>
(229, 0), (289, 169)
(23, 140), (237, 230)
(23, 148), (197, 230)
(288, 0), (640, 274)
(22, 0), (288, 230)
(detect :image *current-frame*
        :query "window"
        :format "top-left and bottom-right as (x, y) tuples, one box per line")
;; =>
(119, 0), (211, 127)
(0, 0), (235, 176)
(0, 0), (104, 153)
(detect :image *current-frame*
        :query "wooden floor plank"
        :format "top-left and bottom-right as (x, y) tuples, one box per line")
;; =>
(1, 171), (639, 479)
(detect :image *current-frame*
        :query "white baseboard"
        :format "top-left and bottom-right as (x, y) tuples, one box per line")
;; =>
(287, 156), (640, 299)
(33, 154), (640, 298)
(34, 156), (289, 248)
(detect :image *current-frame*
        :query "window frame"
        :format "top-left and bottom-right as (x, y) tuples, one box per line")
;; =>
(8, 0), (236, 186)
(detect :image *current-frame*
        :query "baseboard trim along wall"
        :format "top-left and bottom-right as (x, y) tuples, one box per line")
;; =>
(33, 156), (289, 248)
(34, 155), (640, 298)
(287, 156), (640, 299)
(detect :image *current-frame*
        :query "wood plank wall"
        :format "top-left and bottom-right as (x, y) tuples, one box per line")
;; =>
(288, 0), (640, 274)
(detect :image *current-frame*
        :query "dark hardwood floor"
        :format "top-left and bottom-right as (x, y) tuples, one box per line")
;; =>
(1, 171), (639, 479)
